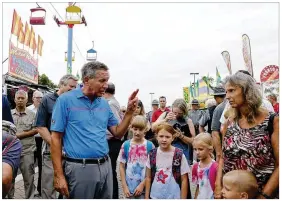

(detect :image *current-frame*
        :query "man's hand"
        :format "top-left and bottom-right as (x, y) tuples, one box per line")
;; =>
(133, 182), (145, 196)
(126, 89), (139, 114)
(54, 175), (69, 198)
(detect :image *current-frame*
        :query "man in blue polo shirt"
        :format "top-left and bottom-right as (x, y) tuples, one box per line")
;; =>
(50, 61), (139, 199)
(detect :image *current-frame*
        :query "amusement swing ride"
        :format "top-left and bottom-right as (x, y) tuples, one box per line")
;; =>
(53, 3), (87, 74)
(86, 41), (97, 61)
(30, 6), (46, 25)
(28, 2), (97, 74)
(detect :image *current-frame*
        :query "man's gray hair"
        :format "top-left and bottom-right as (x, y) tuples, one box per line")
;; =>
(33, 90), (43, 98)
(205, 99), (216, 108)
(15, 90), (28, 99)
(81, 61), (109, 80)
(58, 74), (78, 88)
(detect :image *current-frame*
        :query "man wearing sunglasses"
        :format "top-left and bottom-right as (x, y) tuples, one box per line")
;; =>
(28, 90), (43, 113)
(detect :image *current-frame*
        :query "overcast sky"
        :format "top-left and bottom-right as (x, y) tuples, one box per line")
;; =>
(2, 2), (279, 112)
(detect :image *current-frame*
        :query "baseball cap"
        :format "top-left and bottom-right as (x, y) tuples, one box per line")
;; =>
(191, 99), (199, 105)
(213, 86), (226, 96)
(152, 99), (159, 105)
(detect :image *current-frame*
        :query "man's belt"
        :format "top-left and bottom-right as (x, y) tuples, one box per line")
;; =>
(65, 155), (109, 165)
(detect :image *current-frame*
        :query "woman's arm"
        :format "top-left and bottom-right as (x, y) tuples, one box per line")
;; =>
(151, 112), (167, 132)
(145, 167), (152, 199)
(258, 116), (279, 198)
(214, 155), (224, 199)
(175, 119), (195, 145)
(214, 120), (227, 199)
(194, 185), (199, 199)
(180, 174), (188, 199)
(188, 118), (196, 137)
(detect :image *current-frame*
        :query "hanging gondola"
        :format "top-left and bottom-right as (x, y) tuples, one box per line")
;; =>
(30, 7), (46, 25)
(65, 51), (75, 61)
(86, 41), (97, 61)
(65, 5), (82, 25)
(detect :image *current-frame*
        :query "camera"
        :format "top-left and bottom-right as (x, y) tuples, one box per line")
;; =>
(173, 122), (182, 131)
(171, 121), (191, 138)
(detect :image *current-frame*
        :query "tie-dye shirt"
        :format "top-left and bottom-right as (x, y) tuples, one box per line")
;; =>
(146, 147), (190, 199)
(118, 140), (154, 194)
(192, 160), (215, 199)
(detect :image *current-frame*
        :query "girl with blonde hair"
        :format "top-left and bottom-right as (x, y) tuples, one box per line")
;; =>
(191, 133), (218, 199)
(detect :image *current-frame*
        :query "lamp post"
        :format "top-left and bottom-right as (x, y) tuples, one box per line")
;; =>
(149, 92), (154, 105)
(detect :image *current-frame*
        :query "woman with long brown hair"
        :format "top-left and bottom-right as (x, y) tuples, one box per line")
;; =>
(214, 72), (279, 199)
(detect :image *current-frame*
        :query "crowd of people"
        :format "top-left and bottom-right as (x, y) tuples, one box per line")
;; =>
(2, 61), (279, 199)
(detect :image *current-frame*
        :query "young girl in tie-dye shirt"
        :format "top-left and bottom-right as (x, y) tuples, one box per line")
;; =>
(118, 115), (154, 199)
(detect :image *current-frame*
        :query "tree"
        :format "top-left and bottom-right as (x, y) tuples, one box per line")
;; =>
(202, 75), (215, 88)
(38, 74), (58, 89)
(202, 75), (215, 95)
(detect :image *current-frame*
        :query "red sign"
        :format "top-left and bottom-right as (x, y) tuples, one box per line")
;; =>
(260, 65), (279, 83)
(8, 41), (39, 84)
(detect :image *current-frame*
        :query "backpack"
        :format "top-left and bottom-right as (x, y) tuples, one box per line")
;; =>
(2, 120), (17, 154)
(2, 134), (17, 154)
(2, 121), (20, 178)
(192, 161), (218, 192)
(2, 120), (17, 137)
(149, 147), (183, 187)
(149, 147), (192, 198)
(124, 139), (153, 162)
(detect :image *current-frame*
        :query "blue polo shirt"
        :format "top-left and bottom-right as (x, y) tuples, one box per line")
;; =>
(50, 88), (118, 159)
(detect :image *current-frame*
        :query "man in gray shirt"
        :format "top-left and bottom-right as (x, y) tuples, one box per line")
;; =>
(9, 90), (37, 199)
(199, 86), (226, 134)
(104, 82), (123, 199)
(211, 99), (227, 162)
(188, 99), (205, 135)
(35, 75), (78, 199)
